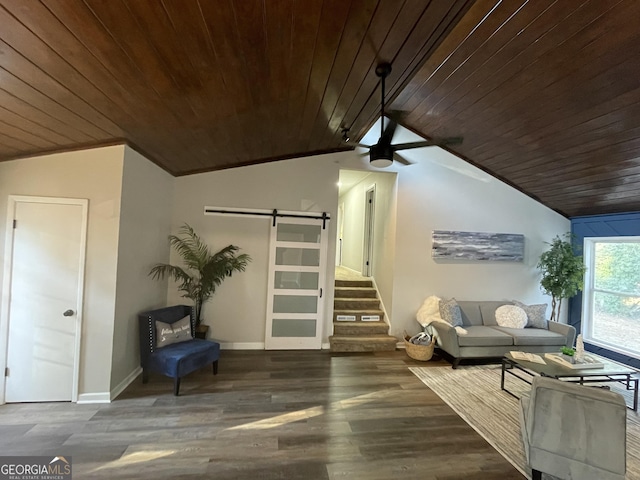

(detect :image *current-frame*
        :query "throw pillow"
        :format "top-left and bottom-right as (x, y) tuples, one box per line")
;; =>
(514, 301), (548, 329)
(495, 305), (527, 329)
(416, 295), (442, 326)
(439, 298), (463, 327)
(156, 315), (192, 348)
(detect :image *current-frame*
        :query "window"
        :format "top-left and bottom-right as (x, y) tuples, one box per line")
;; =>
(582, 237), (640, 359)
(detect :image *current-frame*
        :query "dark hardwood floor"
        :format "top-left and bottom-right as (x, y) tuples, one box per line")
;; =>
(0, 350), (523, 479)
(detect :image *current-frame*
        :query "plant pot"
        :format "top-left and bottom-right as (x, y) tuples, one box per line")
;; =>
(195, 324), (209, 339)
(561, 353), (576, 364)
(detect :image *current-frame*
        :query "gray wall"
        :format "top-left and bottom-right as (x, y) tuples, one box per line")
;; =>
(111, 146), (174, 392)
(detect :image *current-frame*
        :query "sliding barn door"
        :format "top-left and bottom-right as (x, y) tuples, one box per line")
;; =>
(265, 217), (327, 349)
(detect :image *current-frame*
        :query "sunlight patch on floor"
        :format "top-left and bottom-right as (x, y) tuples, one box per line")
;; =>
(90, 450), (176, 472)
(225, 388), (394, 431)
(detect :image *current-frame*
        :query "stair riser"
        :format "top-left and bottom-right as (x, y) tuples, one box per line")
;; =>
(335, 288), (377, 298)
(334, 299), (380, 310)
(333, 324), (389, 335)
(333, 312), (384, 322)
(334, 288), (377, 299)
(329, 338), (396, 352)
(335, 279), (373, 288)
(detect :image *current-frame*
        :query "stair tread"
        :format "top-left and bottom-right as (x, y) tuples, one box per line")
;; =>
(335, 297), (379, 301)
(335, 286), (376, 290)
(334, 309), (383, 313)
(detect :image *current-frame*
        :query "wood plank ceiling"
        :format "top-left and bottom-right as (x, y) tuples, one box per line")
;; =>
(391, 0), (640, 217)
(0, 0), (639, 217)
(0, 0), (471, 173)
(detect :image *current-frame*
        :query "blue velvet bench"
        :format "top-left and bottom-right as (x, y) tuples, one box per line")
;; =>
(138, 305), (220, 395)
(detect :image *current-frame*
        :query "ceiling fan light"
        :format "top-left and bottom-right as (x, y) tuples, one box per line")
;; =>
(370, 142), (394, 168)
(370, 157), (393, 168)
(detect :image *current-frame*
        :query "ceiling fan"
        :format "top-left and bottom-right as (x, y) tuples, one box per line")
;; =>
(343, 62), (462, 168)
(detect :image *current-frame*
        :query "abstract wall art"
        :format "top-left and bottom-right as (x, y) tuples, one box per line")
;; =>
(432, 230), (525, 262)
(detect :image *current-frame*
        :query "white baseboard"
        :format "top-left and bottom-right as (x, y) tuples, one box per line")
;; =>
(220, 342), (265, 350)
(322, 342), (330, 350)
(110, 366), (142, 401)
(77, 392), (111, 404)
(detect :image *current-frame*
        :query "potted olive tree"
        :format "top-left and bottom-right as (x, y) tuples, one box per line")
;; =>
(149, 224), (251, 337)
(537, 233), (586, 322)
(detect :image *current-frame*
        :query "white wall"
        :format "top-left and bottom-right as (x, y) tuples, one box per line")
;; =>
(170, 155), (341, 347)
(383, 133), (569, 337)
(111, 146), (173, 393)
(333, 121), (570, 339)
(0, 146), (125, 399)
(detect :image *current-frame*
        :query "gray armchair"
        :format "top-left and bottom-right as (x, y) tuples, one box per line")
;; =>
(519, 376), (626, 480)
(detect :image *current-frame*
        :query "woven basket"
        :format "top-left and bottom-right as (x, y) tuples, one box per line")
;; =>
(404, 331), (435, 361)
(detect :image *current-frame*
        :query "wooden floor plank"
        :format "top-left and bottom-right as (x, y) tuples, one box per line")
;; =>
(0, 350), (523, 479)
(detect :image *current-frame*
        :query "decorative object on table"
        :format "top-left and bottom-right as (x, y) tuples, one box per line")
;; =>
(431, 230), (524, 262)
(403, 330), (435, 361)
(537, 233), (587, 321)
(575, 333), (585, 363)
(149, 223), (251, 329)
(560, 345), (576, 363)
(544, 352), (604, 369)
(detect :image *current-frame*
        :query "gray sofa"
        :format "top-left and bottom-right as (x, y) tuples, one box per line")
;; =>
(426, 301), (576, 368)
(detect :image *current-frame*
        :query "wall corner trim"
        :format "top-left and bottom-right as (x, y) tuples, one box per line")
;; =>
(110, 366), (142, 401)
(77, 392), (111, 404)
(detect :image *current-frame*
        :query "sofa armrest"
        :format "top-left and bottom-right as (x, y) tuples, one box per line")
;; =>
(548, 321), (576, 347)
(427, 322), (460, 357)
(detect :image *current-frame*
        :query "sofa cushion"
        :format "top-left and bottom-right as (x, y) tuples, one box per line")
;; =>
(489, 326), (566, 346)
(477, 301), (512, 326)
(457, 326), (514, 347)
(457, 302), (482, 326)
(514, 301), (548, 329)
(495, 305), (528, 329)
(149, 339), (220, 378)
(156, 315), (192, 348)
(439, 298), (463, 327)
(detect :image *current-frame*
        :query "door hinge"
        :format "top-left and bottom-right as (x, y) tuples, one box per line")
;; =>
(12, 219), (16, 229)
(4, 367), (8, 377)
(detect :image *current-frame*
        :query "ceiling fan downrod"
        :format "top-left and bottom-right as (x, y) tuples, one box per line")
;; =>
(375, 62), (392, 139)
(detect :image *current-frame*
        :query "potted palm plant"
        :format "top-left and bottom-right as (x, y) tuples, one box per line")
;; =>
(537, 233), (586, 322)
(149, 224), (251, 336)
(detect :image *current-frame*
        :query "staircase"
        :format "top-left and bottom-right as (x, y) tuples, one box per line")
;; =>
(329, 277), (397, 352)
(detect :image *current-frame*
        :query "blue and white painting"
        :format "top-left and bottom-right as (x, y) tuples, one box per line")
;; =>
(432, 230), (524, 262)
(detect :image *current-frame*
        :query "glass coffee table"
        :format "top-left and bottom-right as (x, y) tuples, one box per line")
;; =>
(501, 352), (639, 411)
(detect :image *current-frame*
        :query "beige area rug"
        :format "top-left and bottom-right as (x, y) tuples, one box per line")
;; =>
(410, 365), (640, 480)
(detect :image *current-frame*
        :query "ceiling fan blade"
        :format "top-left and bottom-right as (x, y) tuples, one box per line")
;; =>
(344, 141), (372, 148)
(392, 140), (437, 151)
(393, 152), (413, 166)
(386, 109), (409, 125)
(437, 136), (464, 146)
(380, 117), (398, 144)
(393, 136), (464, 151)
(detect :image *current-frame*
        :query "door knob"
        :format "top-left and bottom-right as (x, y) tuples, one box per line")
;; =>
(63, 309), (75, 317)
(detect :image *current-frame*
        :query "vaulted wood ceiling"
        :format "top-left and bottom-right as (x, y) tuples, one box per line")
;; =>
(0, 0), (639, 218)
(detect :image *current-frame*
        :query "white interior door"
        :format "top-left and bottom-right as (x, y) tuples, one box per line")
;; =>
(3, 197), (87, 403)
(265, 217), (327, 349)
